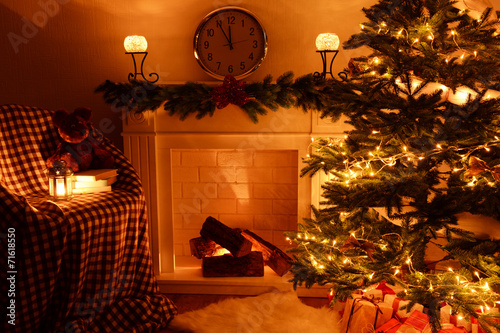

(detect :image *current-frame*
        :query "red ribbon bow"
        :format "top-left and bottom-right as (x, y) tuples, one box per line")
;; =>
(465, 156), (500, 182)
(211, 75), (249, 109)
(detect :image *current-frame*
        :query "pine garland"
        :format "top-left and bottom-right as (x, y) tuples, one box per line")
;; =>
(95, 72), (337, 124)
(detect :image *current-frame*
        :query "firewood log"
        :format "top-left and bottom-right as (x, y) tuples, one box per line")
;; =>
(189, 237), (225, 259)
(200, 216), (252, 257)
(202, 252), (264, 277)
(240, 229), (292, 276)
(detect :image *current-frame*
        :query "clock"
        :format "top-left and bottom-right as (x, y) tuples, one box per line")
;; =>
(193, 7), (268, 80)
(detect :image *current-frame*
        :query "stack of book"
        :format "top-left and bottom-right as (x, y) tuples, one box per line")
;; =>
(72, 169), (118, 194)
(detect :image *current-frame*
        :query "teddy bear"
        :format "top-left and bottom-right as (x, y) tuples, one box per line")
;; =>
(46, 107), (114, 172)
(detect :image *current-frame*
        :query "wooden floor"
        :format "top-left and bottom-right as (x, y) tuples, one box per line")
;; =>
(156, 293), (329, 332)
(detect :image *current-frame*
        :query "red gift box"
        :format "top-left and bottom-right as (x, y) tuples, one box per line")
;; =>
(438, 323), (468, 332)
(384, 294), (424, 321)
(440, 304), (471, 331)
(365, 281), (404, 301)
(396, 310), (432, 332)
(376, 318), (402, 332)
(471, 315), (499, 333)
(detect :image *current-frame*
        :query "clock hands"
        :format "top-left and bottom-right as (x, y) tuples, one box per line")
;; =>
(218, 25), (234, 50)
(223, 39), (249, 47)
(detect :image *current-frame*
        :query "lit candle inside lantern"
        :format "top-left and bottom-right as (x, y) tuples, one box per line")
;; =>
(315, 33), (340, 51)
(56, 178), (66, 196)
(124, 35), (148, 53)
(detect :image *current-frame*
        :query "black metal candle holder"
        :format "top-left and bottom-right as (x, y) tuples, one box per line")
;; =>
(126, 51), (159, 83)
(313, 50), (348, 81)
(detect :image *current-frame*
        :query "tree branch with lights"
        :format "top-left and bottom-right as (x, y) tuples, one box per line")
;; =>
(285, 0), (500, 332)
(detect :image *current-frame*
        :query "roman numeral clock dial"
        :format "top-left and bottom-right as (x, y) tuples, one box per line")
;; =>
(194, 7), (268, 80)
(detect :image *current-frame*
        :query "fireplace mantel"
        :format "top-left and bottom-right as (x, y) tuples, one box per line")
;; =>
(122, 104), (345, 295)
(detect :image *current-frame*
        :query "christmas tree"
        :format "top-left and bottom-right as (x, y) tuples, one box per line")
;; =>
(287, 0), (500, 331)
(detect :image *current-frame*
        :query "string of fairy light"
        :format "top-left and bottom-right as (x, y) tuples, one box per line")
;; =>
(286, 3), (500, 319)
(304, 135), (500, 188)
(287, 213), (500, 309)
(292, 134), (500, 309)
(302, 4), (500, 188)
(287, 212), (500, 311)
(357, 5), (500, 97)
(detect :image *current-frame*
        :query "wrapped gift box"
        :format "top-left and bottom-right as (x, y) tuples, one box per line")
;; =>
(440, 304), (472, 332)
(471, 307), (499, 333)
(340, 296), (394, 333)
(376, 318), (403, 332)
(385, 294), (424, 321)
(396, 310), (432, 333)
(365, 281), (405, 301)
(439, 323), (468, 333)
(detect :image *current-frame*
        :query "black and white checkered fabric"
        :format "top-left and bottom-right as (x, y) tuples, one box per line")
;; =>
(0, 105), (177, 333)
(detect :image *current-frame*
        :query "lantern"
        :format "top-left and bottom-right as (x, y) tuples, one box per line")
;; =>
(47, 160), (73, 201)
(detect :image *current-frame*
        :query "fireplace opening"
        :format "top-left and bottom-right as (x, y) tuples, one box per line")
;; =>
(171, 149), (299, 264)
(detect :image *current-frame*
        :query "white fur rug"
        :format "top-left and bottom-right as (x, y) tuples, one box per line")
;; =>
(169, 291), (341, 333)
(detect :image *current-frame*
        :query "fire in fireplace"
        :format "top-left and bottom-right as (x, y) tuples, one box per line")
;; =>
(189, 216), (292, 277)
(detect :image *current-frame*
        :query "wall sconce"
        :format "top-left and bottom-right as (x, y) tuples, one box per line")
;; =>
(313, 33), (347, 80)
(46, 160), (73, 201)
(124, 35), (159, 83)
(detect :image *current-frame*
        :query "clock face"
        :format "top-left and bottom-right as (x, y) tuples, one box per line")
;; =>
(194, 7), (268, 80)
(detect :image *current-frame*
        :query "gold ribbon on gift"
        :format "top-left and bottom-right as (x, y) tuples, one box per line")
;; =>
(464, 156), (500, 182)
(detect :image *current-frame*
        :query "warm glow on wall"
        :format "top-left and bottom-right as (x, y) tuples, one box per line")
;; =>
(124, 35), (148, 53)
(315, 33), (340, 51)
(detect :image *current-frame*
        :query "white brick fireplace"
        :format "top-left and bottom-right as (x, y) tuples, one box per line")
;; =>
(122, 104), (344, 296)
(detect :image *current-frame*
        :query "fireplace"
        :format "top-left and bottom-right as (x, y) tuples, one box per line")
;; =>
(122, 104), (344, 296)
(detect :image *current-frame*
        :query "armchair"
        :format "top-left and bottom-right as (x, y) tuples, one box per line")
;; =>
(0, 105), (176, 332)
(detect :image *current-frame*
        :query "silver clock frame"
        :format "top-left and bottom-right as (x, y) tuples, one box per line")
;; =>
(193, 6), (268, 80)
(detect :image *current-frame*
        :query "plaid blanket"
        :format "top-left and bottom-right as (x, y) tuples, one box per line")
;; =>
(0, 105), (177, 332)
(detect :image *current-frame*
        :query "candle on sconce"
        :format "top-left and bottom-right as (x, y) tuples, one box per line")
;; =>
(315, 33), (340, 51)
(314, 33), (345, 80)
(123, 35), (159, 83)
(124, 35), (148, 53)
